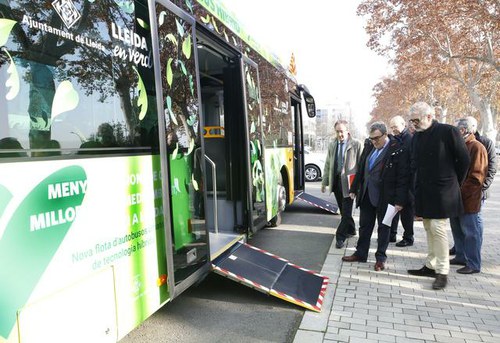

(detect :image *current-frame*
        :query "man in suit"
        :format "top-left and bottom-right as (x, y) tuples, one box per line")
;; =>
(449, 118), (488, 274)
(342, 121), (409, 271)
(321, 120), (363, 249)
(407, 102), (470, 290)
(388, 115), (415, 247)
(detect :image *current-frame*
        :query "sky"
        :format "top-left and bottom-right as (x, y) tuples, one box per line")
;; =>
(221, 0), (392, 131)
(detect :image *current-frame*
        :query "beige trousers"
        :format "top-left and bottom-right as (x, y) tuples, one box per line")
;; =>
(423, 218), (450, 275)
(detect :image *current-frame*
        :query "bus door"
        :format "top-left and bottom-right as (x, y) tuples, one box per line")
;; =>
(291, 95), (305, 192)
(154, 1), (210, 297)
(195, 30), (248, 259)
(291, 86), (337, 213)
(241, 56), (267, 232)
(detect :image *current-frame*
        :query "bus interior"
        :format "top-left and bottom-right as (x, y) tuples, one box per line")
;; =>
(196, 32), (248, 259)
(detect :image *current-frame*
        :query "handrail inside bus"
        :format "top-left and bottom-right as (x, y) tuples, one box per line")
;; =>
(204, 154), (218, 234)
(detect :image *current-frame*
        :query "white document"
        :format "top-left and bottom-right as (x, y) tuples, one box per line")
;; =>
(382, 204), (398, 226)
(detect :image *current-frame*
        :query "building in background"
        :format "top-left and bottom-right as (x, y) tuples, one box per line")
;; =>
(304, 101), (358, 152)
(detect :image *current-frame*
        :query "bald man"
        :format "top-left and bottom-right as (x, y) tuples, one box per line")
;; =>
(389, 115), (415, 247)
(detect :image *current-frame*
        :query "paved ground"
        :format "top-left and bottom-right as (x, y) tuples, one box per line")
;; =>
(294, 177), (500, 343)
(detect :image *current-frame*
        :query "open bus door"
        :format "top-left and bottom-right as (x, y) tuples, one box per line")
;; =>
(241, 56), (268, 233)
(154, 2), (213, 298)
(195, 30), (249, 259)
(292, 85), (338, 214)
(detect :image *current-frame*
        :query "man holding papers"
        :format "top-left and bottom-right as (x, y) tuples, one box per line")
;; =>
(321, 120), (363, 249)
(342, 122), (409, 272)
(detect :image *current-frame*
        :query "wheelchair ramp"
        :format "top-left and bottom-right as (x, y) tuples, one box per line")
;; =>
(212, 242), (329, 312)
(295, 191), (338, 214)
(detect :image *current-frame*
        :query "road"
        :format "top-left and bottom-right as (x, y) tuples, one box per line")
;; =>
(120, 182), (338, 343)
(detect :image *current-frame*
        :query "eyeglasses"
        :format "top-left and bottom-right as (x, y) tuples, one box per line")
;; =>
(409, 118), (420, 125)
(369, 134), (385, 141)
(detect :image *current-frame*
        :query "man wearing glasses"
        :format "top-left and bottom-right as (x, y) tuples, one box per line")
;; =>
(342, 122), (409, 272)
(321, 120), (363, 249)
(407, 102), (470, 290)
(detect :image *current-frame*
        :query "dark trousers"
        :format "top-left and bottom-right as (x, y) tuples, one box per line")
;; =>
(390, 197), (414, 241)
(354, 195), (391, 262)
(333, 175), (355, 241)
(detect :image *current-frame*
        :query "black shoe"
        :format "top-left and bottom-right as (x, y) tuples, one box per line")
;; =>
(407, 266), (436, 277)
(390, 236), (397, 243)
(432, 274), (448, 290)
(395, 239), (413, 247)
(335, 240), (345, 249)
(457, 266), (480, 274)
(449, 258), (466, 266)
(449, 246), (456, 255)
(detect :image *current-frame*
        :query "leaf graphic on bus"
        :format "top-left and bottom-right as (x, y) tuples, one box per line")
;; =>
(166, 96), (178, 125)
(0, 166), (87, 338)
(175, 18), (185, 37)
(178, 60), (187, 75)
(182, 35), (191, 59)
(170, 110), (178, 126)
(201, 14), (211, 24)
(166, 58), (173, 86)
(186, 114), (196, 126)
(223, 31), (229, 43)
(166, 33), (178, 46)
(51, 80), (79, 120)
(250, 121), (256, 134)
(136, 18), (149, 30)
(185, 0), (193, 13)
(0, 19), (16, 46)
(133, 66), (148, 120)
(186, 138), (195, 155)
(159, 11), (167, 26)
(0, 184), (12, 219)
(191, 174), (198, 191)
(211, 17), (220, 33)
(3, 48), (19, 100)
(171, 143), (179, 160)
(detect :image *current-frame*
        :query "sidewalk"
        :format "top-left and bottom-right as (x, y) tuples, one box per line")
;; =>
(294, 178), (500, 343)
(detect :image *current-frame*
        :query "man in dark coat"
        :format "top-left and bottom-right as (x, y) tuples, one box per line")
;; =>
(342, 122), (409, 272)
(389, 115), (415, 247)
(407, 102), (470, 290)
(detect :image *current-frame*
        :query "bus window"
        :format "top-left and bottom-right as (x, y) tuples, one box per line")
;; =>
(0, 1), (159, 159)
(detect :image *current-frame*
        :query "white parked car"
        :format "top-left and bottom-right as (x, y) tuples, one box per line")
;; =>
(304, 147), (326, 182)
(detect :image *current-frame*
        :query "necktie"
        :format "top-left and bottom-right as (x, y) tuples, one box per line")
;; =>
(336, 142), (344, 173)
(369, 149), (380, 170)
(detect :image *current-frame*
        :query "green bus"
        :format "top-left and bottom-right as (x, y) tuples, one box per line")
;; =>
(0, 0), (318, 341)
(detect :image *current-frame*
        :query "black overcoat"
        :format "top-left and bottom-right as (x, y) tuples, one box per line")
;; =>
(412, 121), (470, 218)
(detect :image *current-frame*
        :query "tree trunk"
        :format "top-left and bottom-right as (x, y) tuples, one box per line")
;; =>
(467, 86), (497, 141)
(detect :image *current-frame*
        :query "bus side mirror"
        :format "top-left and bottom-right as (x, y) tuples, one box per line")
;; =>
(298, 84), (316, 118)
(304, 94), (316, 118)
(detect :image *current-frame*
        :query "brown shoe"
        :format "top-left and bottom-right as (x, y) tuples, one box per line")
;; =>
(342, 255), (366, 262)
(374, 261), (385, 271)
